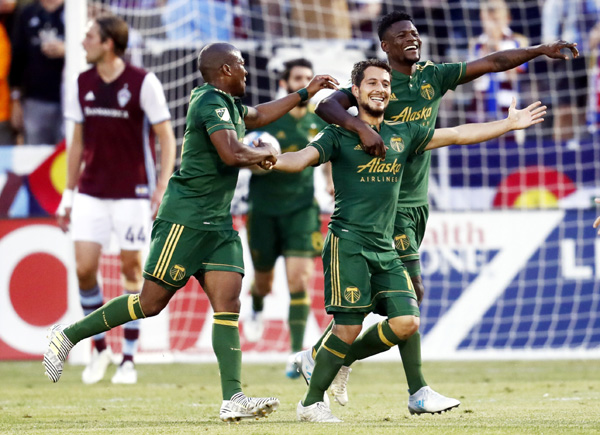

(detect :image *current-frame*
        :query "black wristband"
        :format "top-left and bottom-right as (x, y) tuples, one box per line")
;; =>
(296, 88), (309, 102)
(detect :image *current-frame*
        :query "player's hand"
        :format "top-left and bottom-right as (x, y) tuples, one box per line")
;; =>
(10, 98), (23, 132)
(304, 74), (340, 99)
(151, 183), (167, 219)
(41, 40), (65, 59)
(358, 122), (387, 159)
(57, 208), (71, 233)
(594, 198), (600, 235)
(507, 98), (546, 130)
(540, 40), (579, 60)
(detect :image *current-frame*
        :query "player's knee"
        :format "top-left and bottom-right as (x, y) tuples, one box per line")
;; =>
(139, 296), (167, 317)
(253, 271), (274, 296)
(75, 263), (97, 287)
(121, 262), (142, 283)
(388, 316), (420, 340)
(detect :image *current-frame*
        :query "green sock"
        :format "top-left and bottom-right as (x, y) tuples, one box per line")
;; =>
(343, 320), (401, 366)
(312, 320), (333, 359)
(289, 291), (310, 352)
(212, 312), (242, 400)
(399, 331), (427, 395)
(303, 332), (350, 406)
(64, 294), (145, 344)
(251, 285), (264, 312)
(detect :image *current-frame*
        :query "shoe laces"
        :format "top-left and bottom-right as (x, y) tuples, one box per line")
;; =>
(332, 366), (351, 393)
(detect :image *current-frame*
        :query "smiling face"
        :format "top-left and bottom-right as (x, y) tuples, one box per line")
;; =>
(380, 20), (422, 66)
(352, 66), (391, 119)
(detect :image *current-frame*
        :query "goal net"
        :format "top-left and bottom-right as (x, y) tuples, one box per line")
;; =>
(74, 0), (600, 362)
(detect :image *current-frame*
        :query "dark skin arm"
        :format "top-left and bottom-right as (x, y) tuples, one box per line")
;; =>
(210, 129), (277, 167)
(461, 40), (578, 84)
(315, 91), (387, 158)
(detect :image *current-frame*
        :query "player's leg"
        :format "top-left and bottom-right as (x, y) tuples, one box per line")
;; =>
(243, 211), (278, 342)
(200, 230), (279, 422)
(70, 193), (113, 383)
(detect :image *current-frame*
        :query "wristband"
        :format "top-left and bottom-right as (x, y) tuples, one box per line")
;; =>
(56, 188), (74, 216)
(296, 88), (309, 102)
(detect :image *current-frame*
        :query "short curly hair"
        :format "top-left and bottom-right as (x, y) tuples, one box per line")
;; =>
(351, 59), (391, 87)
(377, 11), (414, 42)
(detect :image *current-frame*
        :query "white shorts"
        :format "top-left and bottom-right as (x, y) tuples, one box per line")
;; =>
(71, 193), (151, 251)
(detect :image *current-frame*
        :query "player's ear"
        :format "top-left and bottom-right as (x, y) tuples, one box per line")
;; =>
(381, 40), (389, 54)
(351, 84), (359, 99)
(222, 63), (232, 77)
(278, 78), (287, 90)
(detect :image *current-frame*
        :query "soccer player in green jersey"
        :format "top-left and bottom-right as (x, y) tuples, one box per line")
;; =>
(306, 10), (578, 410)
(242, 58), (329, 378)
(272, 59), (544, 422)
(43, 42), (338, 423)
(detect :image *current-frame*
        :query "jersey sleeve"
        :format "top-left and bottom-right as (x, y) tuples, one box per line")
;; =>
(435, 61), (467, 94)
(406, 123), (434, 155)
(195, 91), (237, 134)
(64, 77), (83, 123)
(140, 72), (171, 124)
(308, 126), (339, 164)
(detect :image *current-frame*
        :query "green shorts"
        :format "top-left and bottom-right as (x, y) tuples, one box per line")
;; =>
(247, 201), (322, 271)
(143, 218), (244, 291)
(322, 231), (419, 316)
(393, 204), (429, 263)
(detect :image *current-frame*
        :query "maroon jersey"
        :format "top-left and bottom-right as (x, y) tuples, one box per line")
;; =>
(67, 64), (170, 199)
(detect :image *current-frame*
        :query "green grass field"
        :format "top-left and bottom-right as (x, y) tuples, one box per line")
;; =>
(2, 359), (599, 434)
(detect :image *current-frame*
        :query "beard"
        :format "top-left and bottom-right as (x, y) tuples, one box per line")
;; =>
(359, 98), (386, 118)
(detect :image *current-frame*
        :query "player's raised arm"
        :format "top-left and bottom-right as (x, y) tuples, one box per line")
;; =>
(272, 146), (320, 173)
(210, 128), (277, 167)
(244, 74), (339, 130)
(425, 99), (546, 150)
(461, 40), (578, 84)
(316, 90), (386, 159)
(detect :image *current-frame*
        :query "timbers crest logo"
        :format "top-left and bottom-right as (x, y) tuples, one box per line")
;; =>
(344, 286), (360, 304)
(170, 264), (186, 281)
(420, 83), (435, 100)
(394, 234), (410, 251)
(390, 136), (405, 152)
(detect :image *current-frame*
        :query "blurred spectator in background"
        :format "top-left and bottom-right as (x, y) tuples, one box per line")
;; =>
(9, 0), (64, 145)
(162, 0), (233, 41)
(290, 0), (351, 39)
(348, 0), (382, 40)
(542, 0), (599, 146)
(0, 0), (16, 145)
(468, 0), (528, 143)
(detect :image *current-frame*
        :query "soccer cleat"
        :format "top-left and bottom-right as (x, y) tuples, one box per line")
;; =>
(408, 386), (461, 415)
(330, 365), (351, 406)
(43, 324), (74, 383)
(219, 392), (280, 422)
(294, 349), (330, 406)
(285, 353), (301, 379)
(296, 401), (342, 423)
(82, 347), (113, 384)
(243, 311), (264, 343)
(111, 361), (138, 384)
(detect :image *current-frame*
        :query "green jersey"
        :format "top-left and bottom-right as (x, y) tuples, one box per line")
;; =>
(310, 121), (433, 251)
(158, 83), (248, 231)
(342, 61), (466, 207)
(248, 111), (327, 215)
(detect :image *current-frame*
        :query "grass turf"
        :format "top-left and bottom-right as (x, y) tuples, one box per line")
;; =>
(1, 359), (599, 434)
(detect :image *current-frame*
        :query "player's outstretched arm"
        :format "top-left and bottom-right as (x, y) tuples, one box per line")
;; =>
(272, 146), (320, 173)
(461, 40), (578, 84)
(316, 91), (386, 159)
(594, 198), (600, 235)
(426, 99), (546, 150)
(244, 75), (339, 130)
(210, 129), (277, 167)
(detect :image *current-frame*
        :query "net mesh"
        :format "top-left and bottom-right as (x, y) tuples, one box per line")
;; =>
(86, 0), (600, 360)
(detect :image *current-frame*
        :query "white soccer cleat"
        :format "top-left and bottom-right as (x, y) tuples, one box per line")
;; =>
(330, 365), (351, 406)
(219, 392), (280, 422)
(243, 311), (264, 343)
(296, 401), (342, 423)
(408, 386), (461, 415)
(43, 324), (74, 383)
(285, 353), (301, 379)
(82, 347), (113, 384)
(294, 349), (330, 406)
(111, 361), (138, 384)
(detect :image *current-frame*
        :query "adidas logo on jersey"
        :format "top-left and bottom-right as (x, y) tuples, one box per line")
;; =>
(354, 144), (362, 150)
(84, 91), (95, 101)
(390, 93), (398, 101)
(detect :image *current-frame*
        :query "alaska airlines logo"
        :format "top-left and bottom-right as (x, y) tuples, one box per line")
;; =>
(357, 158), (401, 175)
(420, 83), (435, 100)
(170, 264), (186, 281)
(390, 136), (404, 152)
(390, 106), (433, 122)
(394, 234), (410, 251)
(344, 286), (360, 304)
